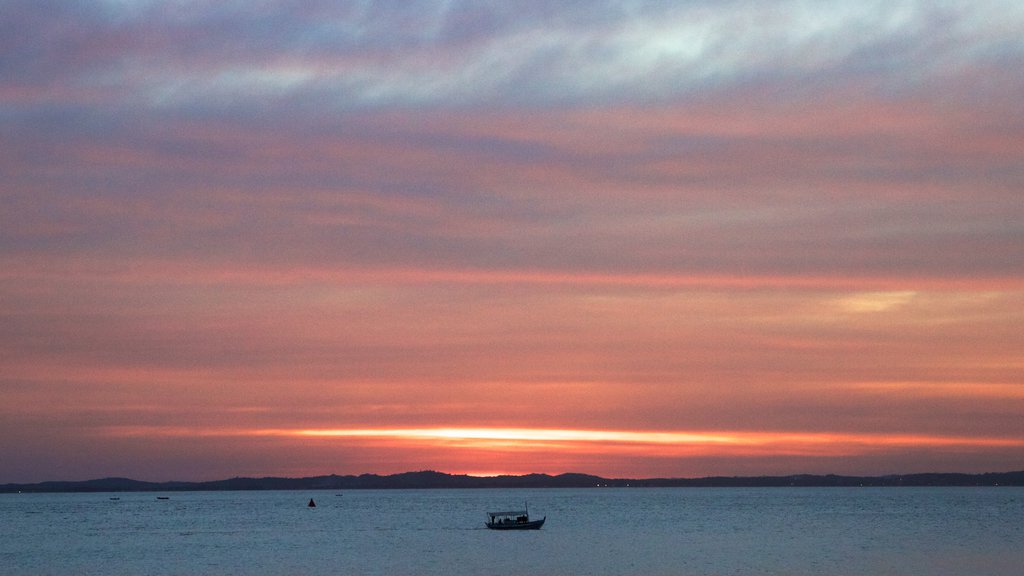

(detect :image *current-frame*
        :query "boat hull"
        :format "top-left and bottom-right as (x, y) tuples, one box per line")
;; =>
(486, 517), (545, 530)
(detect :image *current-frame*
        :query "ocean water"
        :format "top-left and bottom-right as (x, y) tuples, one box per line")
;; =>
(1, 487), (1021, 575)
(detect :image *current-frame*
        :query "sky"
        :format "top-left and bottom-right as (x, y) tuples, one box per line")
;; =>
(2, 0), (1024, 483)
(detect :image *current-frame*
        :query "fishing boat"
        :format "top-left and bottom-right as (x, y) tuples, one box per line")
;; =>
(485, 505), (545, 530)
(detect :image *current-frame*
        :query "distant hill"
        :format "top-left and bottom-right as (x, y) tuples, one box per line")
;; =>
(3, 470), (1024, 492)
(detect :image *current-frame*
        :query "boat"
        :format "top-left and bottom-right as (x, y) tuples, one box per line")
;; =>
(485, 505), (545, 530)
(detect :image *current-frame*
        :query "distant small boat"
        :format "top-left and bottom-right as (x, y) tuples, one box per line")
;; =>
(308, 498), (316, 508)
(485, 504), (545, 530)
(157, 496), (170, 500)
(109, 497), (120, 501)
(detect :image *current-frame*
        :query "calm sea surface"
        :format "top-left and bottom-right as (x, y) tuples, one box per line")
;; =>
(1, 487), (1021, 575)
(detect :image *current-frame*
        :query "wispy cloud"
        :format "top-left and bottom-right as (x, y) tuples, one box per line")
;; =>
(6, 1), (1024, 111)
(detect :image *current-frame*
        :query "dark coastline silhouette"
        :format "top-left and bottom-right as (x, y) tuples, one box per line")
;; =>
(4, 469), (1023, 493)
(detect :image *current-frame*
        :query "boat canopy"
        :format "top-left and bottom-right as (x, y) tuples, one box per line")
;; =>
(488, 510), (527, 517)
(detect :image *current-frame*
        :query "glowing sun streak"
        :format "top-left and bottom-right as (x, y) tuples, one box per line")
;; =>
(288, 427), (1024, 449)
(294, 428), (739, 444)
(98, 426), (1024, 452)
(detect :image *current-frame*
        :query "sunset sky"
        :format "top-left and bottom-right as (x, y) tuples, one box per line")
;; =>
(2, 0), (1024, 483)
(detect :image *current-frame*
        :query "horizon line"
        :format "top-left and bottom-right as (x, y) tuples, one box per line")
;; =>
(6, 468), (1024, 488)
